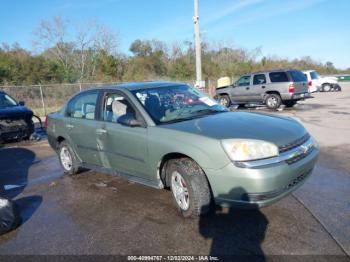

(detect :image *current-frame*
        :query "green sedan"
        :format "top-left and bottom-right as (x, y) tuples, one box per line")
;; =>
(47, 81), (319, 217)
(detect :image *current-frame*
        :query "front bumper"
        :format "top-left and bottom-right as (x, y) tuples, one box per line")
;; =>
(204, 139), (319, 208)
(0, 119), (34, 141)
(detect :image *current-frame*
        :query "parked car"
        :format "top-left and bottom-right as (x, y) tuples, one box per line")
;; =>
(0, 90), (34, 143)
(216, 69), (311, 109)
(47, 81), (319, 217)
(303, 70), (341, 92)
(302, 70), (319, 93)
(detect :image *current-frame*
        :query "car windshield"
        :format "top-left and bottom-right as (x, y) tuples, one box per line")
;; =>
(131, 84), (228, 124)
(310, 71), (320, 80)
(0, 93), (18, 109)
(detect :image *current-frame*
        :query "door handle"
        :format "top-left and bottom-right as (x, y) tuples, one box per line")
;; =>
(246, 87), (250, 90)
(66, 124), (74, 129)
(96, 128), (107, 135)
(261, 85), (266, 88)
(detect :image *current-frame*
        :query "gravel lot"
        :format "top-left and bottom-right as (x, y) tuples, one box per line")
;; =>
(0, 83), (349, 259)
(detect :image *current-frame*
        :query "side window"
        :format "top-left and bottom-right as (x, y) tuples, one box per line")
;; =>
(310, 71), (318, 80)
(236, 75), (251, 86)
(253, 74), (266, 85)
(66, 92), (98, 119)
(269, 72), (289, 83)
(102, 93), (137, 123)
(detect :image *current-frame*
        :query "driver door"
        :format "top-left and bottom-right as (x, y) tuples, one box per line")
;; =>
(95, 91), (151, 179)
(230, 75), (252, 103)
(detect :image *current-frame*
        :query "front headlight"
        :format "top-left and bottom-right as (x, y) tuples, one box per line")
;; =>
(221, 139), (279, 162)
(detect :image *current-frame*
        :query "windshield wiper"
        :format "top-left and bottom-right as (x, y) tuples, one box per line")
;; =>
(161, 115), (200, 124)
(193, 109), (228, 115)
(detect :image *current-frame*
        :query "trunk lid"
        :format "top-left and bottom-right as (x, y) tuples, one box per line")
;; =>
(288, 70), (308, 94)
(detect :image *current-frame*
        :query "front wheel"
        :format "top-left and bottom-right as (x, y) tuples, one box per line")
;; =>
(265, 94), (281, 109)
(218, 95), (231, 107)
(167, 158), (212, 218)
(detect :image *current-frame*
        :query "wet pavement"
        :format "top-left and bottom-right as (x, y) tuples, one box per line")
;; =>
(0, 84), (349, 258)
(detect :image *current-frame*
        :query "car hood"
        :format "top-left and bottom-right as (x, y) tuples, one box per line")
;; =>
(0, 106), (33, 120)
(320, 76), (338, 83)
(160, 112), (307, 147)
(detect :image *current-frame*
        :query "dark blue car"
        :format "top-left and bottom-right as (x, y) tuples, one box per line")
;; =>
(0, 90), (34, 143)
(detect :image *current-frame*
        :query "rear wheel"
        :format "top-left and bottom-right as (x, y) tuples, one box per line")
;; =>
(218, 95), (231, 107)
(167, 158), (211, 218)
(283, 100), (297, 108)
(322, 84), (331, 92)
(58, 141), (80, 175)
(265, 94), (281, 109)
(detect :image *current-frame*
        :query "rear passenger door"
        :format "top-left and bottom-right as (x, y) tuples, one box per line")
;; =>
(65, 90), (101, 166)
(252, 73), (267, 101)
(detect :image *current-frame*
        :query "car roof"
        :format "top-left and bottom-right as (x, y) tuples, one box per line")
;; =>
(87, 81), (188, 92)
(248, 69), (301, 75)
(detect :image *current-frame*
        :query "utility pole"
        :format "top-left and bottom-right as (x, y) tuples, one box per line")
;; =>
(193, 0), (202, 88)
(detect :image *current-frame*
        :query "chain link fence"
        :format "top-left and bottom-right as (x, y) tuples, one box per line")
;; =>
(0, 82), (119, 117)
(0, 80), (217, 117)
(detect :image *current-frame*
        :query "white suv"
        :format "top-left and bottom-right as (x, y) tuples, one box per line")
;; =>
(303, 70), (341, 92)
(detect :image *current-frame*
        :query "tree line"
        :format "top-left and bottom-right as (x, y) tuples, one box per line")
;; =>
(0, 17), (348, 86)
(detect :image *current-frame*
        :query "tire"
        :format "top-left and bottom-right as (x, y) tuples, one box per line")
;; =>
(265, 93), (281, 110)
(335, 86), (342, 92)
(166, 158), (212, 218)
(0, 197), (21, 235)
(218, 95), (231, 107)
(322, 84), (331, 92)
(283, 100), (297, 108)
(58, 140), (80, 175)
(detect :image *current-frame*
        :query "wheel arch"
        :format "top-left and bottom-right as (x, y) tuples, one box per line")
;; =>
(263, 91), (281, 102)
(158, 152), (208, 188)
(56, 136), (66, 149)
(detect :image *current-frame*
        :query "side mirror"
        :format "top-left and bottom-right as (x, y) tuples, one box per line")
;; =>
(232, 83), (237, 88)
(117, 114), (144, 127)
(19, 101), (25, 106)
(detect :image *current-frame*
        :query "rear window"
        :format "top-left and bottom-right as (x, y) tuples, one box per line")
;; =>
(288, 70), (307, 82)
(269, 72), (289, 83)
(310, 71), (319, 80)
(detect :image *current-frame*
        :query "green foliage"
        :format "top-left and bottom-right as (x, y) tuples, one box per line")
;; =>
(0, 40), (349, 86)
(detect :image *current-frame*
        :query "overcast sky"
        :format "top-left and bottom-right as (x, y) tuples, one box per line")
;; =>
(1, 0), (349, 68)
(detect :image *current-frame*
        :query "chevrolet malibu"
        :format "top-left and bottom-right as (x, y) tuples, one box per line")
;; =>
(47, 82), (319, 217)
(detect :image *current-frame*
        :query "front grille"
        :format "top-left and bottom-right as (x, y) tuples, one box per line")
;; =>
(279, 133), (310, 153)
(286, 147), (314, 165)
